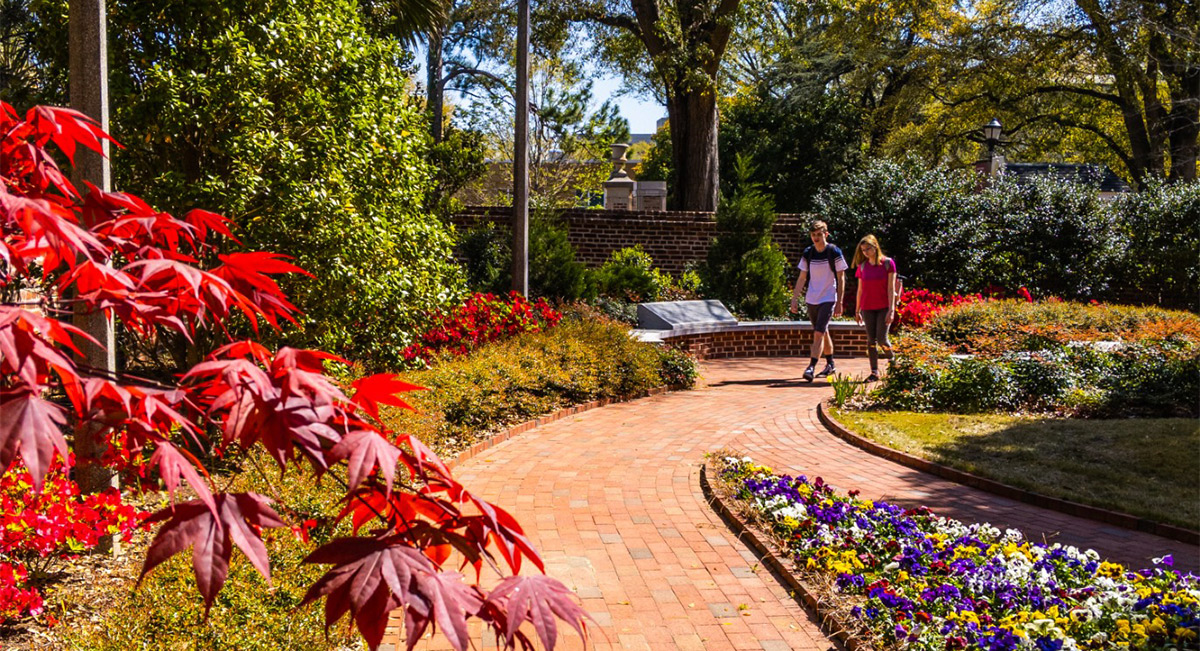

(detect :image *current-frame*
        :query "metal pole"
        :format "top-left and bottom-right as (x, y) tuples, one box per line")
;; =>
(69, 0), (120, 552)
(511, 0), (530, 295)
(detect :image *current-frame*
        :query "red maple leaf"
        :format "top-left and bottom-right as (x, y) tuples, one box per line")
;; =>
(485, 575), (590, 650)
(301, 537), (481, 651)
(328, 429), (403, 493)
(350, 373), (425, 421)
(0, 388), (70, 488)
(139, 493), (287, 612)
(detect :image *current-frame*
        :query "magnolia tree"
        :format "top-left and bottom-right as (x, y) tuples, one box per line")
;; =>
(0, 102), (588, 649)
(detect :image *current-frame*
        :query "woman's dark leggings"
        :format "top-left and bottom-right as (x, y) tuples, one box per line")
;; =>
(861, 309), (892, 371)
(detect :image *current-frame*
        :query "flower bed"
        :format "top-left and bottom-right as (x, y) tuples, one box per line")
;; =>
(0, 455), (147, 624)
(400, 291), (562, 366)
(716, 456), (1200, 651)
(876, 301), (1200, 416)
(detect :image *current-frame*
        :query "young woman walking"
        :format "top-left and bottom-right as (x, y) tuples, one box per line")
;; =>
(852, 235), (896, 382)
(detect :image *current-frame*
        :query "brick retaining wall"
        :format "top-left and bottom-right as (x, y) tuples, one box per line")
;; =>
(654, 322), (869, 360)
(451, 206), (816, 275)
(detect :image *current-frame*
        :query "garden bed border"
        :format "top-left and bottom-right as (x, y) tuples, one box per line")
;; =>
(699, 461), (863, 651)
(816, 402), (1200, 545)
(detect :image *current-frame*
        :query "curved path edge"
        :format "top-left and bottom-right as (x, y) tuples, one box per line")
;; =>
(700, 462), (864, 651)
(817, 402), (1200, 546)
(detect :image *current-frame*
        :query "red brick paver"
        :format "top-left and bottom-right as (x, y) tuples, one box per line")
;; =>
(394, 357), (1198, 650)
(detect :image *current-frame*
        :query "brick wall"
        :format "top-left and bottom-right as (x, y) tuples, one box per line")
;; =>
(452, 206), (871, 312)
(656, 322), (869, 360)
(451, 206), (816, 275)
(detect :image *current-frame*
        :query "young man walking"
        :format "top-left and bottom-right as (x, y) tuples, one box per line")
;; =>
(789, 220), (848, 382)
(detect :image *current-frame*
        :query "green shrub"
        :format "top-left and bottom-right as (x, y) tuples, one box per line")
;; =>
(658, 347), (700, 388)
(589, 296), (640, 325)
(929, 357), (1019, 413)
(589, 246), (671, 302)
(1005, 349), (1077, 410)
(814, 158), (1131, 300)
(30, 0), (466, 371)
(457, 213), (588, 300)
(1109, 179), (1200, 311)
(875, 301), (1200, 417)
(380, 308), (685, 452)
(703, 155), (790, 319)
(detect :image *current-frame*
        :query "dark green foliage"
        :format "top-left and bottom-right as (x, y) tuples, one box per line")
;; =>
(813, 158), (988, 294)
(29, 0), (465, 370)
(814, 159), (1194, 305)
(967, 174), (1123, 299)
(1109, 179), (1200, 310)
(1005, 350), (1076, 410)
(703, 155), (789, 319)
(588, 246), (669, 302)
(457, 213), (588, 300)
(718, 92), (863, 212)
(459, 221), (512, 295)
(428, 126), (489, 217)
(929, 358), (1020, 413)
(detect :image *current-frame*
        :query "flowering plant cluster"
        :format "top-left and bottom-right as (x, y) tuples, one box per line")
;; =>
(401, 291), (561, 366)
(895, 289), (985, 329)
(719, 456), (1200, 650)
(0, 455), (148, 622)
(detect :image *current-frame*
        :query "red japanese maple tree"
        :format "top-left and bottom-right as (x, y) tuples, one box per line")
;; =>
(0, 102), (588, 649)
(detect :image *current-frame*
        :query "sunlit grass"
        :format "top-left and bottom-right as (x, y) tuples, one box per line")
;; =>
(833, 409), (1200, 531)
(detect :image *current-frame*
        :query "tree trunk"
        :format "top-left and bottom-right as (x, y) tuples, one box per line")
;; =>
(426, 26), (444, 144)
(667, 85), (719, 212)
(1163, 52), (1199, 182)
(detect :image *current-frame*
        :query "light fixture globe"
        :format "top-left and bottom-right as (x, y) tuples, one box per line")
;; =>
(983, 119), (1003, 144)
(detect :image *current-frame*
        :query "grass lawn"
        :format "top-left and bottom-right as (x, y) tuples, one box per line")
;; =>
(831, 409), (1200, 531)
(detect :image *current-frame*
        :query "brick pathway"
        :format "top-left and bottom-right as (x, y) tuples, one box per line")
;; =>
(399, 357), (1198, 651)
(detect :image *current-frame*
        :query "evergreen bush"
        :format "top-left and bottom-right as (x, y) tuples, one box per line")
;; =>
(703, 155), (790, 319)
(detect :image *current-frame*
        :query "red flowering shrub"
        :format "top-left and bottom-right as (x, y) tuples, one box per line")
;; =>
(896, 286), (1038, 330)
(0, 455), (147, 622)
(1, 103), (586, 649)
(401, 291), (561, 366)
(0, 563), (41, 622)
(894, 289), (984, 329)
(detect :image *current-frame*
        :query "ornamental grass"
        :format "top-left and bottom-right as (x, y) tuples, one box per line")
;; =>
(714, 455), (1200, 651)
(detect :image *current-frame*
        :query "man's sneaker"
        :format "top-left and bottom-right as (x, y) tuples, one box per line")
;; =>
(802, 366), (815, 383)
(866, 372), (880, 382)
(814, 363), (837, 379)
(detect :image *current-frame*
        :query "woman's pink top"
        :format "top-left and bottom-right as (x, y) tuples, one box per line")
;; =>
(855, 258), (896, 311)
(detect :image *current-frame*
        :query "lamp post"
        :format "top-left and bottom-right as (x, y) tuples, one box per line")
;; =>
(511, 0), (530, 295)
(983, 119), (1002, 157)
(975, 118), (1005, 177)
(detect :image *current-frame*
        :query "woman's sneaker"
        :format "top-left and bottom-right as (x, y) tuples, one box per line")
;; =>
(814, 362), (837, 379)
(803, 366), (815, 382)
(866, 372), (879, 382)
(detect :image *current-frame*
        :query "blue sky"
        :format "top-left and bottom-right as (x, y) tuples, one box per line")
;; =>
(591, 75), (664, 135)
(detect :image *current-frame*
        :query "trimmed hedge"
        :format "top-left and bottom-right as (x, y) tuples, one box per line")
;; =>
(875, 301), (1200, 417)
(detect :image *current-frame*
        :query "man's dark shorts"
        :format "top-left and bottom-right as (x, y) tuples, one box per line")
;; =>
(807, 301), (835, 333)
